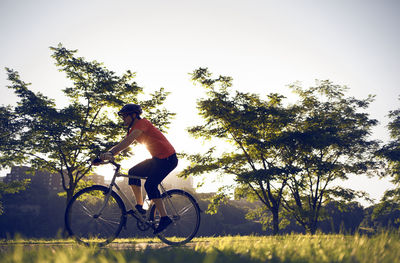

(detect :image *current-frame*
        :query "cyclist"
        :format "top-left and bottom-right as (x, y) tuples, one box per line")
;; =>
(97, 104), (178, 234)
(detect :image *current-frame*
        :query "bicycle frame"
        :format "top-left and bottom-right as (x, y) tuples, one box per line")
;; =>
(93, 160), (168, 225)
(66, 159), (201, 246)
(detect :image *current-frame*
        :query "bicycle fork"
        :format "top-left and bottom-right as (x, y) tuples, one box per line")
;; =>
(93, 184), (115, 218)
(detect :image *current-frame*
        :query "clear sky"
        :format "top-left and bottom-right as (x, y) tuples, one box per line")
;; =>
(1, 0), (399, 204)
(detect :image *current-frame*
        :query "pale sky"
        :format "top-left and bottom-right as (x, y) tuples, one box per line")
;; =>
(1, 0), (399, 204)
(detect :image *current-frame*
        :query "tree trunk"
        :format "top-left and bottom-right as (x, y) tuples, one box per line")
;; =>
(272, 209), (280, 235)
(66, 189), (74, 205)
(307, 219), (318, 234)
(61, 189), (74, 238)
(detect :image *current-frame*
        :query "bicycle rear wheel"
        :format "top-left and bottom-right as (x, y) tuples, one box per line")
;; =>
(65, 185), (126, 246)
(149, 189), (201, 246)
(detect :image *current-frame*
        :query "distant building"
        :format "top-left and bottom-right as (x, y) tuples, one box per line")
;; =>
(3, 166), (105, 193)
(4, 166), (64, 192)
(3, 166), (31, 183)
(85, 173), (105, 185)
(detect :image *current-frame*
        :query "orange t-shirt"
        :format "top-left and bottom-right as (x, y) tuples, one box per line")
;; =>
(129, 119), (175, 159)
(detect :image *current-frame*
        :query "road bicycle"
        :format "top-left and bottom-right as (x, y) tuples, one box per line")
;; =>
(64, 159), (201, 247)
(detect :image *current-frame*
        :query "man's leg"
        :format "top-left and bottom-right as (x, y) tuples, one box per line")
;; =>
(130, 185), (143, 205)
(152, 197), (172, 234)
(129, 159), (153, 208)
(144, 172), (173, 234)
(144, 155), (178, 234)
(152, 198), (167, 217)
(130, 184), (147, 214)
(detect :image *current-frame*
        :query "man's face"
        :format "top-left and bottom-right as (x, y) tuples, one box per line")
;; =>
(120, 113), (135, 126)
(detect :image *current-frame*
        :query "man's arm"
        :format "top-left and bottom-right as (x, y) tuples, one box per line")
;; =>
(109, 129), (143, 156)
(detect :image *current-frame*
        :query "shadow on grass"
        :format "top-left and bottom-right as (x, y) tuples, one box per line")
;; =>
(1, 245), (279, 263)
(105, 247), (277, 263)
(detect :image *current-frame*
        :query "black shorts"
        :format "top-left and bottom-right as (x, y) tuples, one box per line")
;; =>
(128, 153), (178, 199)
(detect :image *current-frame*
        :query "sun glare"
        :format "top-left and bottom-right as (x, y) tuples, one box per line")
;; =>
(123, 143), (152, 167)
(94, 143), (152, 181)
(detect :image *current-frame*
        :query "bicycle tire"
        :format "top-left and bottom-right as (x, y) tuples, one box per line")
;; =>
(149, 189), (201, 246)
(65, 185), (126, 247)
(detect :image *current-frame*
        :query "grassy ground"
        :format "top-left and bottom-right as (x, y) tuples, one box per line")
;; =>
(1, 233), (400, 263)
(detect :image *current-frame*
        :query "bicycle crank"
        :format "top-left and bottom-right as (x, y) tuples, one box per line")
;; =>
(137, 220), (151, 231)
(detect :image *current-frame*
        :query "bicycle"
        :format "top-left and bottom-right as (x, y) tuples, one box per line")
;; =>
(64, 159), (201, 247)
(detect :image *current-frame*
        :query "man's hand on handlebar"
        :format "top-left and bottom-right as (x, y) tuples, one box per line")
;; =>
(92, 151), (115, 166)
(100, 151), (114, 161)
(92, 158), (104, 166)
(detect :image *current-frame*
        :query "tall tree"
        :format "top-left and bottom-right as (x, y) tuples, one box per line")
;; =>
(0, 44), (174, 204)
(0, 105), (29, 215)
(377, 96), (400, 179)
(281, 81), (379, 234)
(373, 96), (400, 224)
(182, 68), (295, 234)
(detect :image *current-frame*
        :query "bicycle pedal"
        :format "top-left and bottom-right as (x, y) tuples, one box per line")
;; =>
(135, 204), (147, 215)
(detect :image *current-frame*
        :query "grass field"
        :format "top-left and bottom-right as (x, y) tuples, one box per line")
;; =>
(1, 233), (400, 263)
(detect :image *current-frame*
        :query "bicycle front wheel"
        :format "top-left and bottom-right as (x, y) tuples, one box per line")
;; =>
(65, 185), (126, 246)
(149, 189), (201, 246)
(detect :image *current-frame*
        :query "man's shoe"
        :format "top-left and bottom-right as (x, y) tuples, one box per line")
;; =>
(135, 204), (147, 215)
(153, 216), (172, 235)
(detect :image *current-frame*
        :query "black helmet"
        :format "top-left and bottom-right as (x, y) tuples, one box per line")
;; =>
(118, 104), (142, 116)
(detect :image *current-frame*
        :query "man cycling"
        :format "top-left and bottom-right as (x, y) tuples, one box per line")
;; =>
(97, 104), (178, 234)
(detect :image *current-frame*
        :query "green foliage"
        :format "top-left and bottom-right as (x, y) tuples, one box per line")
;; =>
(318, 201), (365, 234)
(194, 233), (400, 263)
(0, 179), (29, 215)
(0, 44), (174, 203)
(377, 97), (400, 184)
(0, 180), (65, 238)
(282, 80), (378, 233)
(206, 191), (229, 215)
(245, 206), (291, 231)
(367, 97), (400, 230)
(184, 68), (294, 234)
(1, 234), (400, 263)
(184, 68), (378, 235)
(371, 200), (400, 226)
(57, 179), (94, 198)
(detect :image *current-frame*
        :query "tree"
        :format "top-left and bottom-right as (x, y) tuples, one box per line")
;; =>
(0, 176), (65, 238)
(0, 106), (30, 215)
(281, 81), (379, 234)
(0, 179), (29, 215)
(373, 96), (400, 227)
(0, 44), (174, 204)
(182, 68), (295, 234)
(318, 201), (365, 234)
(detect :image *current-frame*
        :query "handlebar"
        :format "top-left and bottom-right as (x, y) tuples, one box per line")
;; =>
(92, 158), (121, 170)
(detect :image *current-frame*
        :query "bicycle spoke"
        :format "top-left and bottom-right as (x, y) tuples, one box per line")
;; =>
(78, 204), (95, 217)
(65, 186), (125, 246)
(176, 204), (194, 216)
(150, 190), (200, 246)
(97, 216), (121, 226)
